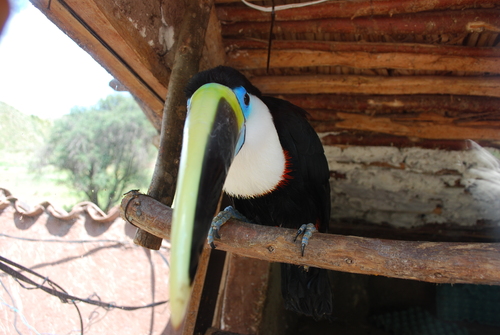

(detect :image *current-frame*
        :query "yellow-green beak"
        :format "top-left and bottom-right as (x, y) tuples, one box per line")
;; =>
(169, 83), (245, 328)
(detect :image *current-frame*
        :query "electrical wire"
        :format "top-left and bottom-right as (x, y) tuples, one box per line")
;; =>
(0, 280), (42, 335)
(0, 233), (171, 253)
(0, 233), (129, 245)
(0, 256), (169, 311)
(241, 0), (330, 12)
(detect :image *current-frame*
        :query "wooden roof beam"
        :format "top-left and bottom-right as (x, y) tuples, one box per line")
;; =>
(228, 48), (500, 74)
(222, 9), (500, 36)
(31, 0), (169, 114)
(31, 0), (226, 123)
(320, 132), (500, 151)
(283, 94), (500, 145)
(225, 39), (500, 58)
(200, 6), (227, 71)
(217, 0), (500, 22)
(250, 75), (500, 98)
(277, 94), (500, 115)
(309, 110), (500, 141)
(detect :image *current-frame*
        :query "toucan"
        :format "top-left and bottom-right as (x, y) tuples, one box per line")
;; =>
(169, 66), (332, 328)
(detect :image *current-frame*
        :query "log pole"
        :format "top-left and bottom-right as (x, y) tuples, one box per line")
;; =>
(133, 0), (214, 249)
(122, 192), (500, 285)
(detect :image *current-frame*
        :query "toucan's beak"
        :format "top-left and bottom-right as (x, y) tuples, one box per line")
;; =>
(169, 83), (245, 328)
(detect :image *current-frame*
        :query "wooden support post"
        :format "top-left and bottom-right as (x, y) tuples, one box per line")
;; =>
(218, 254), (270, 334)
(163, 247), (215, 335)
(121, 192), (500, 285)
(134, 0), (214, 249)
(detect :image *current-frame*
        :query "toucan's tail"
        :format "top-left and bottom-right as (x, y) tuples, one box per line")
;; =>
(280, 263), (333, 320)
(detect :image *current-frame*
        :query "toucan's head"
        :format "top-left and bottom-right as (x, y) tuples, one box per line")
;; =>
(169, 66), (263, 328)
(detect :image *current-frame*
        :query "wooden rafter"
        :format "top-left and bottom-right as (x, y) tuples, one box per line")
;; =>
(221, 9), (500, 36)
(31, 0), (168, 112)
(225, 39), (500, 58)
(296, 94), (500, 142)
(250, 75), (500, 97)
(320, 131), (500, 151)
(310, 111), (500, 141)
(277, 94), (500, 114)
(30, 0), (227, 123)
(228, 48), (500, 73)
(216, 0), (500, 22)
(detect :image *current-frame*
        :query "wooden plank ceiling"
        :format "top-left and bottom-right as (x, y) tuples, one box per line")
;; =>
(30, 0), (500, 148)
(30, 0), (500, 230)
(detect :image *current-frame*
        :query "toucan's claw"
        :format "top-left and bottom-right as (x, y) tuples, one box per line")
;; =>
(293, 224), (306, 242)
(294, 223), (317, 256)
(208, 206), (249, 248)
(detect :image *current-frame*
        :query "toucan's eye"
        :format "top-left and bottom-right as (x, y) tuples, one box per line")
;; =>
(243, 93), (250, 106)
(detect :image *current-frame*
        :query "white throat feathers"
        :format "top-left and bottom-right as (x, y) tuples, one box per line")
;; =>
(223, 94), (287, 198)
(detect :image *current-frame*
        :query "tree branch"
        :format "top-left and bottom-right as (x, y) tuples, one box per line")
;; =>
(121, 192), (500, 285)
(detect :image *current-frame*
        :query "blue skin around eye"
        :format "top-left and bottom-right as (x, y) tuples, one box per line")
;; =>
(232, 86), (251, 119)
(232, 86), (250, 156)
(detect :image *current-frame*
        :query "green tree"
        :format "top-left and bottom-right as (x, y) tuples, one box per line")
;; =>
(39, 94), (157, 211)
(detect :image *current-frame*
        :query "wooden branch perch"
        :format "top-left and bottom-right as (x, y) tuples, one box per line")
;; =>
(121, 192), (500, 285)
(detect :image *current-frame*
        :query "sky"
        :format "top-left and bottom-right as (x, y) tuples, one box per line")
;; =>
(0, 0), (122, 119)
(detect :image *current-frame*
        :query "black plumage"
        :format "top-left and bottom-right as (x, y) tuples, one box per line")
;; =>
(232, 96), (333, 320)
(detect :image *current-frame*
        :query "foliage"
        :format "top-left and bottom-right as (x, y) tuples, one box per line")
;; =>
(0, 101), (51, 153)
(38, 94), (157, 211)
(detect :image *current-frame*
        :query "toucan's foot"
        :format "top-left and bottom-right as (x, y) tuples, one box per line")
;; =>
(208, 206), (248, 248)
(293, 223), (317, 256)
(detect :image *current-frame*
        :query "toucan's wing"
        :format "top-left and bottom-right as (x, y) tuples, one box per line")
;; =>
(262, 96), (334, 320)
(262, 96), (331, 232)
